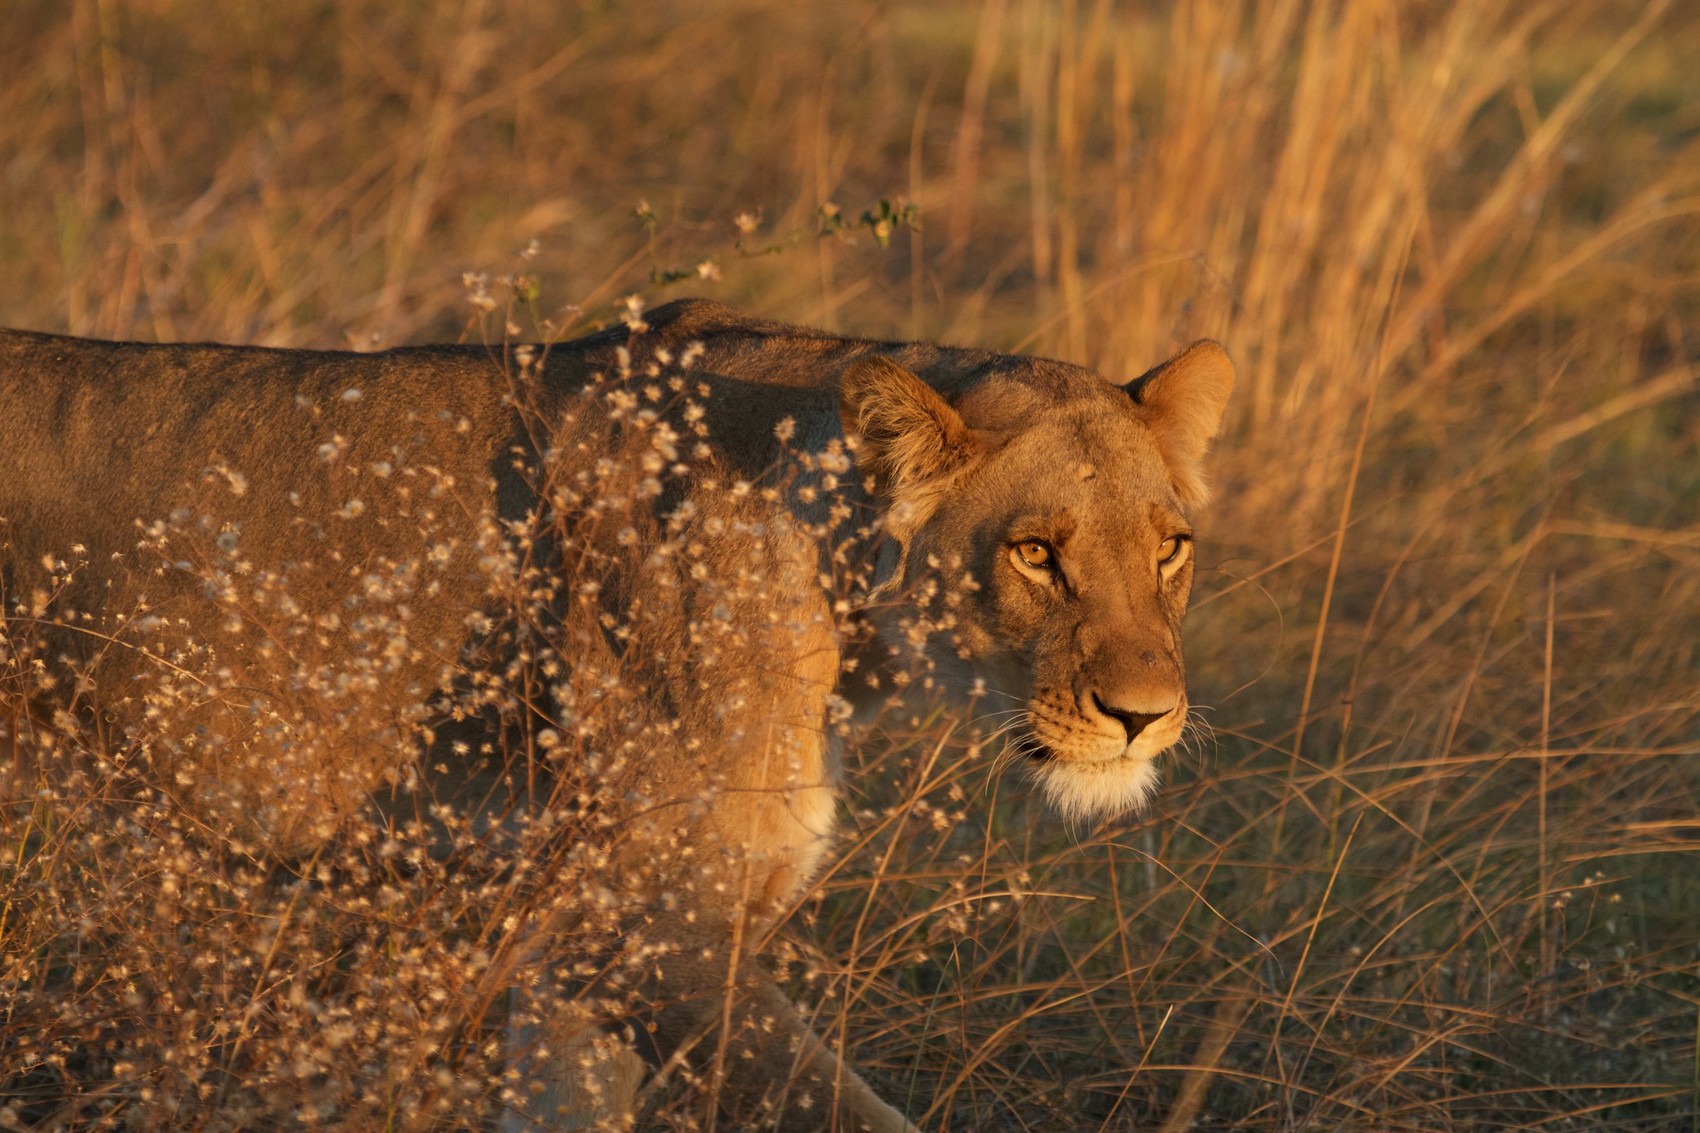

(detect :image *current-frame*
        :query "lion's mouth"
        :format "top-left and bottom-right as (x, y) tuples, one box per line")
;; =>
(1013, 735), (1056, 763)
(1015, 732), (1157, 766)
(1017, 727), (1167, 822)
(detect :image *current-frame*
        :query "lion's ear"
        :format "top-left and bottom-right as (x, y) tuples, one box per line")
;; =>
(1125, 340), (1234, 510)
(839, 355), (973, 496)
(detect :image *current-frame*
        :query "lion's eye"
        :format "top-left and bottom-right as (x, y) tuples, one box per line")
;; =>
(1014, 540), (1054, 571)
(1157, 535), (1190, 566)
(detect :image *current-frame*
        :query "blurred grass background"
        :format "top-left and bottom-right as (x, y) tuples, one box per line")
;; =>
(1, 0), (1697, 1128)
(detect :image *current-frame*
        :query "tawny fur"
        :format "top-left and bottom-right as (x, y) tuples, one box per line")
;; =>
(0, 300), (1232, 1131)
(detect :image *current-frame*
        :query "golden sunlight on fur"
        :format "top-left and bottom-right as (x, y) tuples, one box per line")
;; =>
(0, 300), (1228, 1131)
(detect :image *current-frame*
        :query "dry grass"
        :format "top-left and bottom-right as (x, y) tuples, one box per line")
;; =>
(3, 0), (1698, 1129)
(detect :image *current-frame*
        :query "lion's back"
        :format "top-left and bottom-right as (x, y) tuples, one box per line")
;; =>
(0, 330), (529, 845)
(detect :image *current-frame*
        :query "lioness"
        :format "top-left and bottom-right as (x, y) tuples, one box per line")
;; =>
(0, 300), (1231, 1131)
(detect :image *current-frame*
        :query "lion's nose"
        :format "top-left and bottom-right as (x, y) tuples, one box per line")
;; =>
(1091, 693), (1170, 743)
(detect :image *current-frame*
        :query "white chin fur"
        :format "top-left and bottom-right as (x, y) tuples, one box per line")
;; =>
(1032, 753), (1161, 822)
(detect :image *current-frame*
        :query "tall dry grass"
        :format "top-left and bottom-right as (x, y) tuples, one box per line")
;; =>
(2, 0), (1697, 1128)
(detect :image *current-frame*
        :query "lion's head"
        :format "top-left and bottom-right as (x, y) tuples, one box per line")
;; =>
(841, 341), (1234, 821)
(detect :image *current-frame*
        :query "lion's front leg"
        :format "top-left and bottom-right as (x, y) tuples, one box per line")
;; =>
(500, 985), (646, 1133)
(637, 938), (918, 1133)
(624, 513), (915, 1130)
(499, 924), (915, 1133)
(504, 496), (912, 1129)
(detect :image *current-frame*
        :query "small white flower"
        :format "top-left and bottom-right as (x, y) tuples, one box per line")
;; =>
(620, 294), (648, 333)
